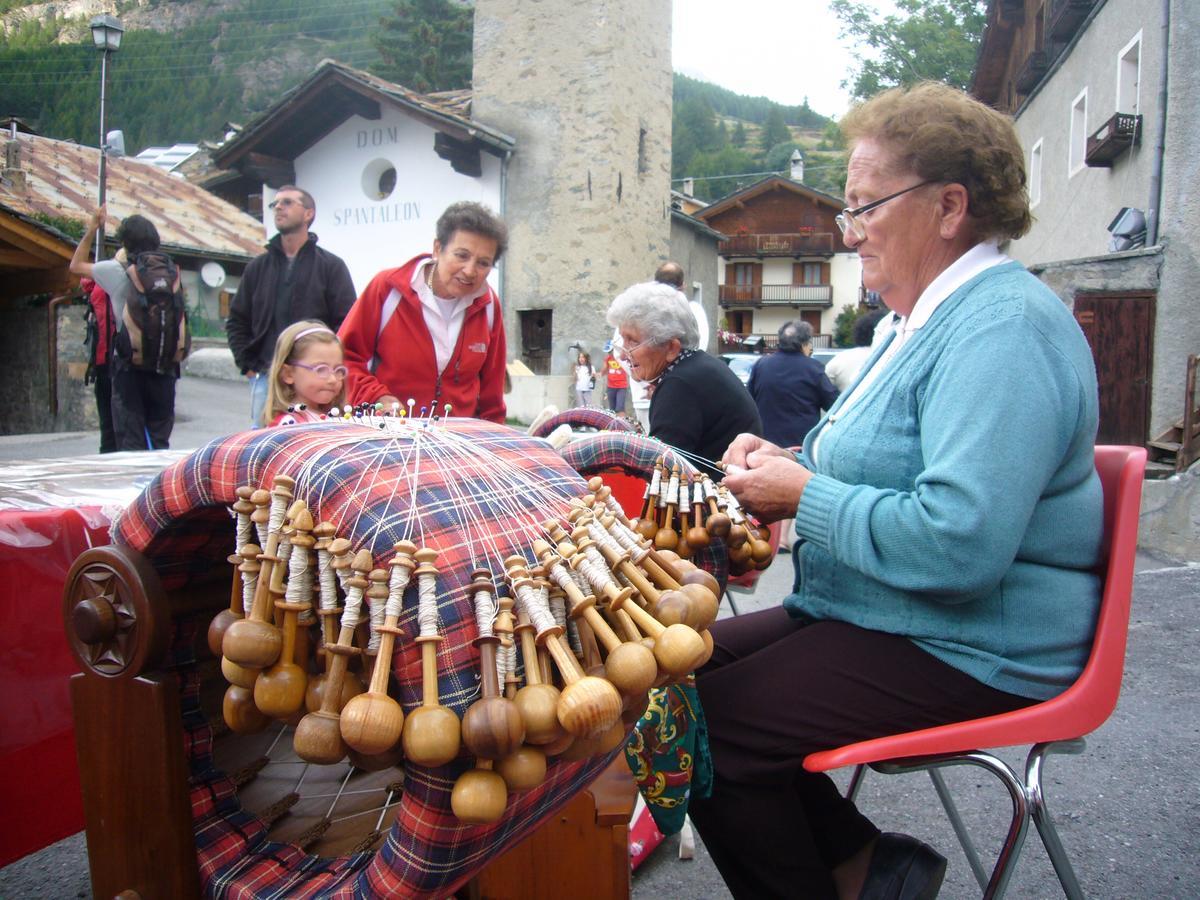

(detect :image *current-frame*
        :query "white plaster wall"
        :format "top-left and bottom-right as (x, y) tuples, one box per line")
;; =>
(258, 108), (504, 297)
(1008, 0), (1160, 266)
(830, 253), (863, 316)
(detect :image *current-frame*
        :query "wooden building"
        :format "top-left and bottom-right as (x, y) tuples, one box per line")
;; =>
(693, 175), (862, 350)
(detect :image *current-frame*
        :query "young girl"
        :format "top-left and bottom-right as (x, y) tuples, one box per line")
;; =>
(263, 320), (347, 426)
(574, 350), (595, 407)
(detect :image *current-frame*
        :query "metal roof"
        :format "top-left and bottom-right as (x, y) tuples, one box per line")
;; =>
(1, 133), (265, 261)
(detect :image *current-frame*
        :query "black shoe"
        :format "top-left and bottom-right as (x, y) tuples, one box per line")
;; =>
(858, 832), (947, 900)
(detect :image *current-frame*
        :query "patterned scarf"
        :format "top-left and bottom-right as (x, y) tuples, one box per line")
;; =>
(650, 347), (698, 388)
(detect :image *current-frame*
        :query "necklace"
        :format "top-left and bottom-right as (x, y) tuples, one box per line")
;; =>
(425, 262), (436, 291)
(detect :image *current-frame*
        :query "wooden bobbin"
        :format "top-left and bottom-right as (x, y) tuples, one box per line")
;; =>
(460, 570), (525, 761)
(305, 536), (365, 713)
(210, 486), (258, 656)
(222, 476), (293, 669)
(400, 543), (462, 767)
(221, 543), (262, 691)
(340, 565), (406, 757)
(292, 548), (372, 765)
(534, 538), (657, 698)
(510, 604), (566, 747)
(254, 505), (314, 719)
(504, 556), (621, 741)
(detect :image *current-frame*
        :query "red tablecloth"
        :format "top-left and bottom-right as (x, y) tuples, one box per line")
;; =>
(0, 506), (111, 866)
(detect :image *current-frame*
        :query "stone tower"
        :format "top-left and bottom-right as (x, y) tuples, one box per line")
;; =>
(472, 0), (672, 379)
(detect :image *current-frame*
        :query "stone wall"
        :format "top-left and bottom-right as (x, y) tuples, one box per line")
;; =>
(0, 294), (94, 437)
(472, 0), (672, 376)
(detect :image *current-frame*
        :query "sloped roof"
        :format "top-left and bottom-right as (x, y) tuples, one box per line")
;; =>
(695, 175), (844, 222)
(213, 59), (514, 171)
(0, 133), (265, 261)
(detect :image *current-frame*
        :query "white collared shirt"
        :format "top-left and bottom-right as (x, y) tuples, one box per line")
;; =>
(411, 261), (489, 375)
(811, 242), (1008, 462)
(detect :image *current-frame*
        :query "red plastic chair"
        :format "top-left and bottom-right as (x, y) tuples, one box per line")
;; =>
(803, 445), (1147, 899)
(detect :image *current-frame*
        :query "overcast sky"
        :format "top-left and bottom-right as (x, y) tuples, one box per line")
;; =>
(672, 0), (881, 119)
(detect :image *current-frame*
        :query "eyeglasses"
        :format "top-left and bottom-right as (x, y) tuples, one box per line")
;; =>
(613, 337), (657, 361)
(268, 198), (305, 210)
(835, 181), (935, 241)
(290, 361), (348, 379)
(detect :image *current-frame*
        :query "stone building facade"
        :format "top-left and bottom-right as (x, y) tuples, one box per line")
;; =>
(472, 0), (673, 392)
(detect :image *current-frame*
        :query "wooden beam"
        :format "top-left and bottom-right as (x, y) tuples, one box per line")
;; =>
(0, 248), (52, 267)
(0, 266), (74, 300)
(243, 152), (296, 189)
(0, 211), (75, 262)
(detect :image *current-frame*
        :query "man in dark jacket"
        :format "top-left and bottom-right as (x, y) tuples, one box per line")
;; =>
(747, 320), (839, 449)
(226, 185), (356, 426)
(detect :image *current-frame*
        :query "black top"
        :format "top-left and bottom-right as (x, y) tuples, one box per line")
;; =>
(747, 349), (839, 449)
(226, 232), (357, 373)
(649, 350), (762, 475)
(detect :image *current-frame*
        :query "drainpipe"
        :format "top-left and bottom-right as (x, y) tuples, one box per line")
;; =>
(1146, 0), (1171, 245)
(499, 147), (512, 307)
(47, 292), (74, 417)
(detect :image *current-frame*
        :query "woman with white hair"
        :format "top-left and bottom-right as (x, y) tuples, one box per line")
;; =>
(606, 281), (760, 473)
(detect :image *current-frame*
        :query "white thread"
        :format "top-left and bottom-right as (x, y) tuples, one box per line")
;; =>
(473, 587), (496, 639)
(366, 581), (386, 652)
(385, 558), (412, 621)
(417, 570), (439, 638)
(284, 539), (309, 605)
(648, 466), (662, 497)
(339, 576), (366, 632)
(667, 469), (680, 507)
(241, 564), (257, 614)
(316, 545), (337, 612)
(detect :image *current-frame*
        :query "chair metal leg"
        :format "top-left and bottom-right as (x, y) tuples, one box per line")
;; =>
(928, 768), (989, 891)
(846, 763), (867, 802)
(1026, 740), (1086, 900)
(724, 589), (741, 616)
(874, 751), (1030, 899)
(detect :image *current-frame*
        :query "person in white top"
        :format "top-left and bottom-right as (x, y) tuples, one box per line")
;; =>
(573, 351), (596, 406)
(823, 309), (888, 392)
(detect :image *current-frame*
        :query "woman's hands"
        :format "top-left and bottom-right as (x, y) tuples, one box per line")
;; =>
(720, 433), (812, 523)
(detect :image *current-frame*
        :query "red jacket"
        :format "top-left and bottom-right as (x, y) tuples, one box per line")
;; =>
(340, 255), (507, 423)
(81, 277), (115, 365)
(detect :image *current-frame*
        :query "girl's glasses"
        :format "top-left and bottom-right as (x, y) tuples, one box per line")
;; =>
(290, 361), (348, 379)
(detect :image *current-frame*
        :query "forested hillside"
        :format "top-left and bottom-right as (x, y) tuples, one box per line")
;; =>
(0, 0), (845, 200)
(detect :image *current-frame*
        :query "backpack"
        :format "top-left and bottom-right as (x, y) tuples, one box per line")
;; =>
(117, 251), (191, 374)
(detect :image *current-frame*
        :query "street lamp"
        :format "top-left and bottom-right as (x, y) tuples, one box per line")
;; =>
(89, 13), (123, 261)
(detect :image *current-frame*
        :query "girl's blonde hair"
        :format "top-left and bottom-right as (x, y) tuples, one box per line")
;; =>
(262, 320), (346, 425)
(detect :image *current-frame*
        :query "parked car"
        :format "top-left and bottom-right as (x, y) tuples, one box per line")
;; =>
(721, 349), (843, 385)
(720, 353), (759, 385)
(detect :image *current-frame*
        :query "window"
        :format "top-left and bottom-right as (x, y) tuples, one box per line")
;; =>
(1069, 89), (1088, 175)
(734, 263), (756, 286)
(1118, 32), (1142, 115)
(801, 263), (822, 285)
(1030, 139), (1043, 208)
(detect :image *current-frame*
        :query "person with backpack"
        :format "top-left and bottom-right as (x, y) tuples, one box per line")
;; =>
(79, 276), (117, 453)
(226, 185), (357, 428)
(70, 206), (188, 450)
(339, 202), (508, 423)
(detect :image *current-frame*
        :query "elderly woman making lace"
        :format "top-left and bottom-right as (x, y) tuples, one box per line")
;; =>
(686, 82), (1104, 900)
(606, 281), (760, 473)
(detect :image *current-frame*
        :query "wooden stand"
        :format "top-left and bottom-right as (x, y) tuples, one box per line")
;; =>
(463, 757), (637, 900)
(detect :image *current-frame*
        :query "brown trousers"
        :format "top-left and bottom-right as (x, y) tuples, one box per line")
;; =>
(688, 606), (1032, 899)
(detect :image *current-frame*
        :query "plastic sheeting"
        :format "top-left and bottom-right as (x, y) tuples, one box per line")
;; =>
(0, 450), (187, 530)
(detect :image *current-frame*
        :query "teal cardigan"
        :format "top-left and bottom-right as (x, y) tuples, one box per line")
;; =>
(790, 261), (1103, 701)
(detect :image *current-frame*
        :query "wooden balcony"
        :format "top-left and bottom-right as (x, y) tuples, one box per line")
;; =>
(1086, 113), (1142, 167)
(719, 232), (836, 257)
(1048, 0), (1095, 42)
(1015, 50), (1051, 95)
(719, 283), (834, 307)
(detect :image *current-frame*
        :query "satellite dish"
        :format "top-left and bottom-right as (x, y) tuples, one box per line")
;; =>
(200, 261), (226, 288)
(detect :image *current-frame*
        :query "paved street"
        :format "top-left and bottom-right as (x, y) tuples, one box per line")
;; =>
(1, 374), (1197, 898)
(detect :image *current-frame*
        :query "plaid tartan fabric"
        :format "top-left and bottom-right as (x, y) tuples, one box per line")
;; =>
(528, 406), (638, 437)
(109, 419), (641, 898)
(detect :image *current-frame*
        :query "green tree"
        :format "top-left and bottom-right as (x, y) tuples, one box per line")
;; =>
(831, 0), (986, 100)
(833, 304), (862, 348)
(759, 105), (790, 151)
(373, 0), (473, 93)
(731, 120), (746, 147)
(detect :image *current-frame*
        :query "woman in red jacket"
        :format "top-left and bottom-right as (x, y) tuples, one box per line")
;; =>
(339, 202), (509, 422)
